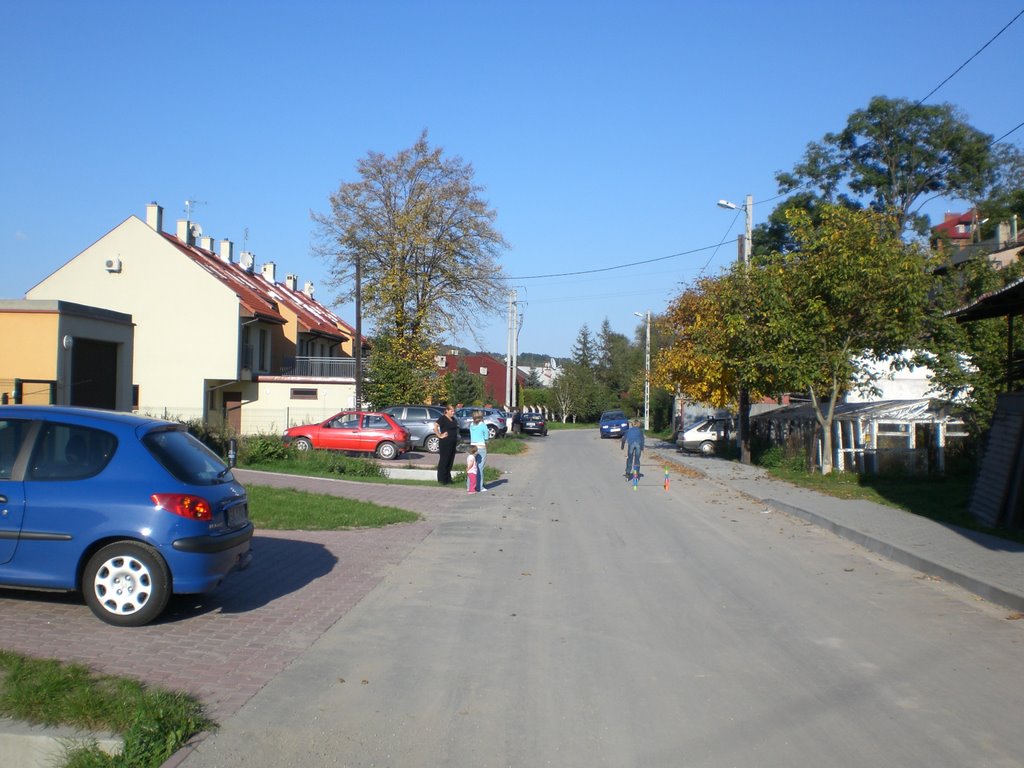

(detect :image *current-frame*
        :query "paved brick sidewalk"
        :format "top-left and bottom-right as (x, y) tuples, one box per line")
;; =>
(0, 472), (461, 721)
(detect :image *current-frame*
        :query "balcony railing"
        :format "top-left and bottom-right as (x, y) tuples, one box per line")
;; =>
(280, 356), (367, 379)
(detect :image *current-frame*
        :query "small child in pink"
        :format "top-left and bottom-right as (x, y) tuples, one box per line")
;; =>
(465, 446), (479, 493)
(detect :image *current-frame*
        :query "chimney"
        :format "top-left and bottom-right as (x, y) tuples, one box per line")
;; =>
(219, 239), (233, 263)
(199, 235), (214, 251)
(997, 221), (1011, 248)
(261, 261), (276, 283)
(303, 281), (315, 298)
(240, 252), (255, 273)
(145, 202), (163, 232)
(286, 274), (298, 291)
(176, 219), (193, 246)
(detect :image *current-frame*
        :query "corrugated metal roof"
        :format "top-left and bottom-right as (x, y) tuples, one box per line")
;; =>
(950, 276), (1024, 322)
(752, 398), (953, 423)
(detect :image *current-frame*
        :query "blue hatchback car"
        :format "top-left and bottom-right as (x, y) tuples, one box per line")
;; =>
(0, 406), (253, 626)
(598, 410), (630, 439)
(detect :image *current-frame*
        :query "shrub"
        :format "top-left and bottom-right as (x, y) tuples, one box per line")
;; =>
(240, 434), (290, 463)
(179, 418), (234, 457)
(288, 449), (386, 478)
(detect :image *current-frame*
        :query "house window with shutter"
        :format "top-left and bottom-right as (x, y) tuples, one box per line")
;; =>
(290, 388), (318, 400)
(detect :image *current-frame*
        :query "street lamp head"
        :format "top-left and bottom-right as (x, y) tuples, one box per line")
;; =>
(633, 311), (645, 319)
(717, 199), (738, 211)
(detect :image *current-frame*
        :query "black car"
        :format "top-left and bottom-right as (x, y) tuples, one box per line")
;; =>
(379, 405), (445, 453)
(516, 412), (548, 436)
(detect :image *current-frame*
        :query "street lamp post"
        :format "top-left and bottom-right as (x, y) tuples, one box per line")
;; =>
(634, 310), (651, 431)
(717, 195), (753, 464)
(716, 194), (752, 266)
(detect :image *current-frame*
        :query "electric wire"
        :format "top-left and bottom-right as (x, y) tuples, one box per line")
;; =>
(915, 8), (1024, 107)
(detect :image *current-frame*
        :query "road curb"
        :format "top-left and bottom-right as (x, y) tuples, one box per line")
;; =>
(0, 718), (122, 767)
(763, 498), (1024, 613)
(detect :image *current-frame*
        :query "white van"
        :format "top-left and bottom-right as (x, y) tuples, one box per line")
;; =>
(676, 417), (734, 455)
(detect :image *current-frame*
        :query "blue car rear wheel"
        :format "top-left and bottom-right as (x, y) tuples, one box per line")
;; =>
(84, 541), (171, 627)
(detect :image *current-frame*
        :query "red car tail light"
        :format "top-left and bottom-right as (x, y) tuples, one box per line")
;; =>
(152, 493), (213, 521)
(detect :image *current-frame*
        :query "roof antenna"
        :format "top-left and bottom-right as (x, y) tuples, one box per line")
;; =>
(184, 198), (207, 219)
(242, 227), (250, 251)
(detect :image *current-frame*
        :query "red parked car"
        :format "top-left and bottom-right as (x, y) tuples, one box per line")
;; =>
(282, 411), (412, 460)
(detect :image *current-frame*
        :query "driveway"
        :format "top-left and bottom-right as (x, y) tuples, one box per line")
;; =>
(0, 474), (456, 720)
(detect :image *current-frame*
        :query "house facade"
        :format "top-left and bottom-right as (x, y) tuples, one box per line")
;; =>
(26, 202), (362, 433)
(436, 350), (525, 406)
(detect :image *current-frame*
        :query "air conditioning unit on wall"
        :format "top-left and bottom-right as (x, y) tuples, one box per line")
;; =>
(104, 257), (122, 273)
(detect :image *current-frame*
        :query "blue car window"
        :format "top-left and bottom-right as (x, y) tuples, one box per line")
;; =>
(0, 419), (30, 479)
(143, 428), (229, 485)
(28, 423), (117, 481)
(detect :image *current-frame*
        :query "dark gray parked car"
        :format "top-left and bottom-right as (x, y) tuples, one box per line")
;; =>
(379, 405), (445, 453)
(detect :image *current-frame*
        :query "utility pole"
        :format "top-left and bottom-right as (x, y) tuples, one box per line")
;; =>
(643, 310), (650, 431)
(511, 295), (520, 409)
(506, 290), (517, 409)
(717, 195), (753, 463)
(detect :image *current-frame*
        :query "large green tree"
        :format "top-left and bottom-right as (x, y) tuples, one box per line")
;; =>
(776, 96), (1000, 237)
(658, 205), (932, 473)
(551, 362), (603, 423)
(749, 205), (932, 472)
(444, 358), (485, 407)
(595, 317), (633, 396)
(313, 131), (508, 399)
(570, 324), (596, 369)
(362, 334), (440, 408)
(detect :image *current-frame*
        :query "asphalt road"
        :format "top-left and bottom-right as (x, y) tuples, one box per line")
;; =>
(182, 430), (1024, 768)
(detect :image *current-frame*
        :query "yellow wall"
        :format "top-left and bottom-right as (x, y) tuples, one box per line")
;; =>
(0, 312), (59, 403)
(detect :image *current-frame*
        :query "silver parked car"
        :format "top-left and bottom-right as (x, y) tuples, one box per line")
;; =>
(454, 407), (507, 440)
(379, 405), (445, 453)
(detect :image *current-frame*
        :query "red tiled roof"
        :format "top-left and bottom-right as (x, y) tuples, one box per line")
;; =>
(932, 211), (975, 241)
(274, 280), (349, 342)
(161, 231), (369, 347)
(162, 233), (287, 324)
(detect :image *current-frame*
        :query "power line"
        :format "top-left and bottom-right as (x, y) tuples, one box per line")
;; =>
(992, 119), (1024, 144)
(916, 8), (1024, 106)
(503, 242), (723, 280)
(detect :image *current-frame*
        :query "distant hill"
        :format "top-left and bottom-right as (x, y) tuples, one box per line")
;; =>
(441, 346), (568, 366)
(485, 351), (569, 367)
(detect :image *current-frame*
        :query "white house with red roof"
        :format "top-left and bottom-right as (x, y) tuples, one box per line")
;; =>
(27, 202), (363, 433)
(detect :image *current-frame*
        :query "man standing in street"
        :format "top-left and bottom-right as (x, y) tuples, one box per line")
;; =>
(621, 418), (645, 480)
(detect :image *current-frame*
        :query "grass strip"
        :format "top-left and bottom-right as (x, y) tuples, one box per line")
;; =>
(246, 485), (419, 529)
(0, 651), (211, 768)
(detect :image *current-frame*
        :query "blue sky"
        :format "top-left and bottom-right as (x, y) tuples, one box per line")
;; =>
(3, 1), (1022, 359)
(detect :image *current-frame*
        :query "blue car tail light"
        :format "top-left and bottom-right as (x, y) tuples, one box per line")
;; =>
(152, 493), (213, 521)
